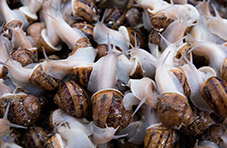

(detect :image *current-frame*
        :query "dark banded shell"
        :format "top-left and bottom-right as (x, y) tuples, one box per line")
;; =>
(29, 64), (60, 91)
(200, 76), (227, 117)
(0, 94), (41, 126)
(104, 8), (127, 29)
(73, 65), (92, 88)
(170, 68), (191, 97)
(23, 126), (49, 148)
(156, 92), (193, 129)
(180, 106), (213, 136)
(91, 89), (133, 130)
(54, 81), (91, 118)
(72, 23), (94, 41)
(144, 124), (178, 148)
(11, 48), (38, 67)
(72, 0), (97, 23)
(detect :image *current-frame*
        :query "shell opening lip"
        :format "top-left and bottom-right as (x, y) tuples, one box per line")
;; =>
(41, 29), (62, 51)
(19, 6), (38, 20)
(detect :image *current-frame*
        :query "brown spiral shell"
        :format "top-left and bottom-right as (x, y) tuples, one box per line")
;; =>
(0, 93), (41, 126)
(200, 76), (227, 118)
(69, 37), (92, 56)
(54, 81), (91, 118)
(144, 123), (178, 148)
(91, 89), (133, 130)
(11, 48), (38, 67)
(23, 126), (50, 148)
(72, 23), (94, 41)
(156, 92), (193, 129)
(170, 68), (191, 97)
(29, 64), (60, 91)
(180, 106), (213, 136)
(73, 65), (93, 88)
(72, 0), (97, 23)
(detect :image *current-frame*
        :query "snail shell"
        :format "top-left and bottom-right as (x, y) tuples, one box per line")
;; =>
(170, 68), (191, 97)
(73, 64), (93, 88)
(156, 92), (193, 129)
(29, 64), (60, 91)
(23, 126), (50, 148)
(72, 0), (97, 23)
(91, 88), (133, 130)
(11, 48), (38, 67)
(200, 76), (227, 117)
(0, 93), (41, 126)
(54, 81), (91, 119)
(69, 37), (92, 56)
(72, 22), (94, 42)
(180, 106), (214, 136)
(144, 123), (178, 148)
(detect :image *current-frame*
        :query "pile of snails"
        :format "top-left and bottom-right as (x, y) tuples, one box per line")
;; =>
(0, 0), (227, 147)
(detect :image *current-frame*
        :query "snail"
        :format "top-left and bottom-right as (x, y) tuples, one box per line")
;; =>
(154, 39), (194, 129)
